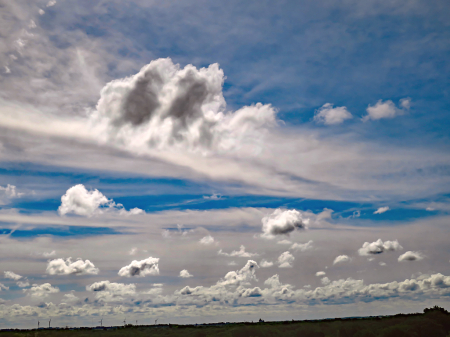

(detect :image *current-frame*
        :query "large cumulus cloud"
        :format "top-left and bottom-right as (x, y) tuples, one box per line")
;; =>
(87, 280), (136, 302)
(261, 209), (309, 238)
(90, 58), (277, 154)
(118, 257), (160, 277)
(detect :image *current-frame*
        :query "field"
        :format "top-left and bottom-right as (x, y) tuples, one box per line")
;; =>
(1, 306), (449, 337)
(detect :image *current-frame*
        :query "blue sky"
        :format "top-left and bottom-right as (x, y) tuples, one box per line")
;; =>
(0, 0), (450, 329)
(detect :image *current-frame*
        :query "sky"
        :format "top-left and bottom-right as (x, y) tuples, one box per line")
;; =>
(0, 0), (450, 329)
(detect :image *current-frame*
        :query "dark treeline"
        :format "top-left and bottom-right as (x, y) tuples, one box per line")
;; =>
(1, 306), (450, 337)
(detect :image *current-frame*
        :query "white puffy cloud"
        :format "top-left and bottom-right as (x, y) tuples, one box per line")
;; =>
(358, 239), (403, 256)
(290, 240), (313, 252)
(363, 98), (410, 121)
(398, 251), (424, 262)
(4, 271), (22, 281)
(260, 260), (274, 268)
(179, 269), (193, 278)
(46, 258), (99, 275)
(316, 271), (326, 277)
(58, 184), (144, 217)
(314, 103), (353, 125)
(46, 0), (56, 7)
(321, 277), (331, 285)
(90, 58), (276, 154)
(0, 184), (24, 205)
(277, 240), (292, 245)
(218, 245), (258, 258)
(261, 209), (309, 239)
(87, 280), (136, 302)
(16, 281), (30, 288)
(374, 206), (390, 214)
(118, 257), (160, 277)
(0, 283), (8, 291)
(277, 251), (294, 268)
(25, 283), (59, 298)
(199, 235), (215, 245)
(333, 255), (350, 265)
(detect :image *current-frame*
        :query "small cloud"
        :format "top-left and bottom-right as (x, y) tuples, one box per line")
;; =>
(199, 235), (215, 245)
(46, 258), (99, 275)
(398, 251), (424, 262)
(179, 269), (193, 278)
(129, 247), (138, 255)
(218, 245), (258, 258)
(321, 277), (330, 285)
(118, 257), (159, 277)
(277, 240), (292, 245)
(374, 206), (389, 214)
(290, 240), (313, 252)
(203, 194), (222, 200)
(43, 250), (56, 258)
(4, 271), (22, 281)
(315, 271), (326, 277)
(261, 208), (309, 239)
(358, 239), (402, 256)
(38, 9), (45, 15)
(314, 103), (353, 125)
(426, 207), (435, 211)
(16, 280), (30, 288)
(379, 262), (386, 266)
(58, 184), (144, 217)
(227, 261), (237, 266)
(24, 283), (59, 298)
(277, 251), (294, 268)
(46, 0), (56, 7)
(333, 255), (350, 265)
(260, 260), (274, 268)
(363, 98), (410, 122)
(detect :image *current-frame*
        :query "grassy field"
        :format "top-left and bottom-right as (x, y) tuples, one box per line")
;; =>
(1, 306), (449, 337)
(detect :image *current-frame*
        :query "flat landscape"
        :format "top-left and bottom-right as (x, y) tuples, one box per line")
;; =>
(1, 307), (449, 337)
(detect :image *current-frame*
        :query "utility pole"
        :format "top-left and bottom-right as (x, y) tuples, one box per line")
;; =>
(123, 318), (126, 326)
(155, 319), (158, 325)
(48, 319), (51, 328)
(38, 321), (39, 329)
(136, 320), (138, 325)
(99, 318), (103, 327)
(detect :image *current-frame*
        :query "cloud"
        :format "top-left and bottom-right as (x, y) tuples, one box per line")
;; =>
(277, 251), (294, 268)
(43, 250), (56, 257)
(316, 271), (326, 277)
(58, 184), (144, 217)
(358, 239), (403, 256)
(46, 258), (99, 275)
(260, 260), (274, 268)
(16, 281), (30, 288)
(363, 98), (411, 121)
(314, 103), (353, 125)
(321, 277), (331, 285)
(374, 206), (390, 214)
(218, 245), (258, 258)
(118, 257), (160, 277)
(277, 240), (292, 245)
(46, 0), (56, 7)
(261, 209), (309, 239)
(91, 58), (277, 154)
(4, 271), (22, 281)
(24, 283), (59, 298)
(0, 184), (24, 205)
(199, 235), (215, 245)
(398, 251), (424, 262)
(333, 255), (350, 265)
(179, 269), (193, 278)
(0, 283), (8, 291)
(87, 280), (136, 302)
(290, 240), (313, 252)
